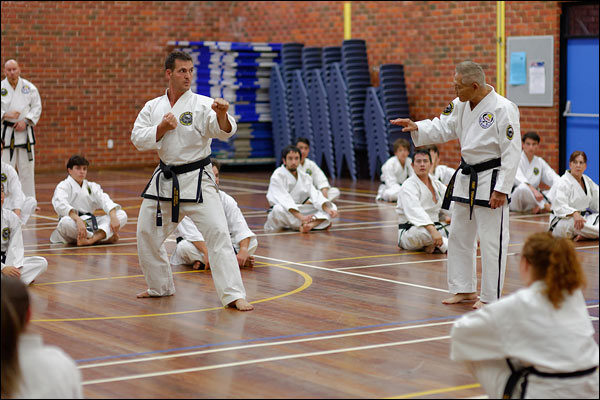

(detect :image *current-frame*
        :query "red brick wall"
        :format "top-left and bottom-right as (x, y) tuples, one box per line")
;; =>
(1, 1), (562, 172)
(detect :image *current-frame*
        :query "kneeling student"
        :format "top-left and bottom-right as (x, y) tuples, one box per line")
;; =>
(1, 183), (47, 285)
(50, 155), (127, 246)
(396, 148), (450, 253)
(170, 159), (257, 270)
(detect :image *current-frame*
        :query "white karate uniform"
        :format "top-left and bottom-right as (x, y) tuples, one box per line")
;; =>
(1, 161), (36, 224)
(1, 76), (42, 199)
(510, 151), (560, 212)
(549, 171), (599, 239)
(264, 165), (337, 232)
(132, 89), (247, 306)
(412, 85), (521, 303)
(451, 281), (599, 399)
(396, 174), (450, 253)
(49, 175), (127, 244)
(1, 208), (47, 285)
(298, 157), (340, 201)
(15, 333), (83, 398)
(170, 191), (258, 266)
(432, 164), (456, 185)
(376, 156), (414, 201)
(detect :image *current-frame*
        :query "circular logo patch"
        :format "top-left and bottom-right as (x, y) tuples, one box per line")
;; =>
(506, 125), (514, 140)
(2, 227), (10, 240)
(179, 112), (193, 126)
(442, 102), (454, 116)
(1, 172), (6, 182)
(21, 85), (30, 94)
(533, 167), (540, 175)
(479, 112), (495, 129)
(1, 88), (7, 96)
(306, 168), (313, 176)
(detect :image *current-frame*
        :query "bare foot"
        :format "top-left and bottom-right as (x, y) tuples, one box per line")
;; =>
(442, 293), (477, 304)
(542, 203), (551, 213)
(244, 256), (255, 268)
(228, 298), (254, 311)
(532, 205), (540, 214)
(192, 261), (203, 270)
(76, 236), (92, 246)
(137, 290), (152, 298)
(574, 234), (583, 242)
(424, 244), (436, 254)
(105, 233), (119, 244)
(472, 300), (487, 309)
(299, 222), (313, 233)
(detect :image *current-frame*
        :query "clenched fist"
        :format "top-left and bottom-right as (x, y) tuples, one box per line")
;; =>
(211, 98), (229, 115)
(161, 112), (178, 131)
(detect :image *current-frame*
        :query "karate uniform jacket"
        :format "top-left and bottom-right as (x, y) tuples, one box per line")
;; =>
(1, 77), (42, 146)
(298, 158), (332, 191)
(379, 156), (414, 188)
(551, 171), (599, 218)
(396, 174), (447, 226)
(1, 207), (24, 268)
(1, 161), (26, 210)
(514, 151), (559, 190)
(433, 164), (456, 186)
(412, 86), (521, 205)
(51, 175), (120, 218)
(266, 165), (331, 213)
(131, 89), (236, 201)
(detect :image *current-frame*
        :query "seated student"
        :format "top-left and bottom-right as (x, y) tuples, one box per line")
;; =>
(295, 137), (340, 201)
(1, 277), (83, 398)
(49, 155), (127, 246)
(549, 150), (598, 241)
(376, 138), (414, 202)
(1, 155), (37, 225)
(396, 148), (451, 253)
(427, 144), (455, 185)
(1, 183), (47, 285)
(264, 145), (338, 233)
(170, 159), (257, 270)
(450, 232), (599, 399)
(510, 131), (560, 214)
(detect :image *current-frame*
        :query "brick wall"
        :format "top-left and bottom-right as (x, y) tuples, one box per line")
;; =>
(1, 1), (562, 172)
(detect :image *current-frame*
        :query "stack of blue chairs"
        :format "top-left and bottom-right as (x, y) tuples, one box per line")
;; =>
(341, 39), (370, 151)
(378, 64), (412, 152)
(269, 64), (291, 165)
(302, 47), (322, 82)
(281, 43), (304, 141)
(363, 87), (390, 180)
(321, 46), (342, 86)
(290, 69), (314, 152)
(170, 40), (282, 162)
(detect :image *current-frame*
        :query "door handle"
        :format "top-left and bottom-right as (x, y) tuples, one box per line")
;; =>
(563, 100), (599, 118)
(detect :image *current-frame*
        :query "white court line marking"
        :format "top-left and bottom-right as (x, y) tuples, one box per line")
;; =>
(80, 320), (456, 369)
(256, 255), (448, 293)
(25, 240), (138, 253)
(256, 224), (399, 237)
(509, 219), (548, 225)
(81, 335), (450, 385)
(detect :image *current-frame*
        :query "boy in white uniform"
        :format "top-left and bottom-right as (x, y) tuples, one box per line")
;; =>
(295, 137), (340, 201)
(427, 144), (456, 185)
(1, 59), (42, 200)
(376, 138), (414, 202)
(50, 155), (127, 246)
(131, 51), (252, 311)
(396, 149), (451, 253)
(264, 145), (338, 233)
(392, 61), (521, 309)
(1, 183), (47, 285)
(510, 131), (560, 213)
(549, 151), (599, 241)
(171, 159), (257, 270)
(1, 142), (36, 224)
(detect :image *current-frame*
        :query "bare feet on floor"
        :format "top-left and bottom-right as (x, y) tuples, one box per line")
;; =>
(532, 205), (540, 214)
(137, 290), (152, 298)
(424, 244), (436, 254)
(244, 256), (255, 268)
(472, 300), (486, 309)
(228, 298), (254, 311)
(574, 234), (583, 242)
(442, 292), (477, 304)
(192, 261), (203, 270)
(105, 233), (119, 244)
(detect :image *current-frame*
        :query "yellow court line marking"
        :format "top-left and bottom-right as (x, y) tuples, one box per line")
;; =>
(387, 383), (481, 399)
(31, 264), (311, 322)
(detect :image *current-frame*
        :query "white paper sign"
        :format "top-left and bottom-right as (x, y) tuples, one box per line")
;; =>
(529, 62), (545, 94)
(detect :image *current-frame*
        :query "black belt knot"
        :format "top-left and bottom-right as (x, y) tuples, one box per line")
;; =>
(78, 211), (98, 232)
(1, 250), (6, 264)
(2, 120), (35, 162)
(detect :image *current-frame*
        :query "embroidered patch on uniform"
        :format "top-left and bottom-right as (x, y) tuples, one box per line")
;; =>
(179, 112), (193, 126)
(87, 185), (92, 195)
(0, 88), (7, 96)
(479, 112), (495, 129)
(506, 125), (514, 140)
(0, 173), (6, 182)
(533, 167), (540, 175)
(21, 85), (30, 94)
(442, 102), (454, 116)
(306, 168), (313, 176)
(2, 227), (10, 240)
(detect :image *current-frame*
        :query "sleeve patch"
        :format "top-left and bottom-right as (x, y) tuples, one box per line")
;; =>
(442, 102), (454, 116)
(506, 125), (514, 140)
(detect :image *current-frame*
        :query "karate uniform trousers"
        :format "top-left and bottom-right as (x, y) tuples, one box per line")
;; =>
(549, 171), (599, 240)
(1, 160), (37, 224)
(298, 158), (340, 201)
(2, 208), (47, 285)
(376, 156), (413, 202)
(451, 281), (599, 398)
(412, 85), (521, 303)
(1, 77), (42, 199)
(510, 152), (559, 212)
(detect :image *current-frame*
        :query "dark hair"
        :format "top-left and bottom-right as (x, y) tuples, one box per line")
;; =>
(1, 277), (30, 397)
(413, 148), (432, 163)
(66, 155), (89, 170)
(295, 137), (310, 147)
(281, 145), (301, 161)
(210, 158), (221, 172)
(392, 138), (410, 153)
(165, 50), (193, 71)
(522, 232), (586, 309)
(569, 150), (587, 164)
(428, 144), (439, 155)
(522, 131), (540, 143)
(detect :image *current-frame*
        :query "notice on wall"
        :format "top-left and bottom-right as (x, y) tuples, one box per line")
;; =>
(529, 61), (546, 94)
(509, 52), (527, 85)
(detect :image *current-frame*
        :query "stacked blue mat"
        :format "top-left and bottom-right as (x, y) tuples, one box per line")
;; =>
(378, 64), (412, 153)
(169, 40), (282, 161)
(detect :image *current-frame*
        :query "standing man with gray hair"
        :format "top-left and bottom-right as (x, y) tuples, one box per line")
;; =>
(1, 60), (42, 201)
(391, 61), (521, 309)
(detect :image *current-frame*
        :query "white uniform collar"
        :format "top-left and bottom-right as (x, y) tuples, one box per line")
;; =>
(66, 174), (87, 189)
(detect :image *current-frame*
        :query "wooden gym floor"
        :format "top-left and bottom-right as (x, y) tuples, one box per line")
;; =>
(23, 166), (599, 399)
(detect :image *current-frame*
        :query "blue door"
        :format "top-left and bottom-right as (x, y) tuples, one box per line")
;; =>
(564, 38), (599, 183)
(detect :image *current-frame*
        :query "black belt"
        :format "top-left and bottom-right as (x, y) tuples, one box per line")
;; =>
(503, 359), (597, 399)
(442, 157), (502, 219)
(398, 221), (449, 244)
(78, 211), (98, 232)
(2, 120), (35, 162)
(1, 251), (5, 264)
(549, 209), (596, 232)
(154, 156), (211, 226)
